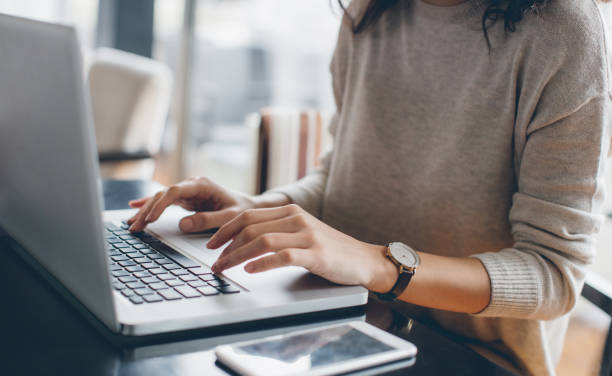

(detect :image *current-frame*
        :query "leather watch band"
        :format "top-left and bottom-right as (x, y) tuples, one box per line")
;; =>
(375, 268), (415, 301)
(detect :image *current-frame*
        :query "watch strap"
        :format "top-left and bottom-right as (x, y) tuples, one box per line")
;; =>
(375, 268), (415, 301)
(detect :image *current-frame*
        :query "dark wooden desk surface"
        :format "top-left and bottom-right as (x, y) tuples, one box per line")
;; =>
(0, 180), (514, 376)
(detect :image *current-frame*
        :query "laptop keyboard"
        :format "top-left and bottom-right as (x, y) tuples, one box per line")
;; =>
(105, 222), (240, 305)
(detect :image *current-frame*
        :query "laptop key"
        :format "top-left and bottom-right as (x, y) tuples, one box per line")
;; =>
(166, 280), (185, 287)
(126, 265), (144, 273)
(147, 253), (165, 260)
(141, 276), (159, 284)
(127, 281), (146, 289)
(162, 263), (181, 271)
(129, 296), (144, 304)
(111, 255), (129, 262)
(118, 260), (136, 267)
(155, 258), (173, 265)
(142, 262), (158, 269)
(208, 279), (230, 288)
(109, 263), (122, 271)
(216, 285), (240, 294)
(170, 269), (189, 276)
(133, 257), (149, 264)
(179, 274), (198, 282)
(134, 287), (155, 296)
(149, 282), (169, 290)
(133, 243), (149, 249)
(159, 289), (183, 300)
(188, 280), (207, 288)
(199, 274), (217, 281)
(150, 268), (169, 275)
(113, 242), (131, 248)
(175, 286), (201, 298)
(118, 276), (137, 283)
(121, 289), (135, 297)
(112, 270), (130, 277)
(133, 271), (152, 279)
(143, 294), (163, 303)
(112, 282), (125, 290)
(196, 286), (219, 296)
(190, 266), (212, 275)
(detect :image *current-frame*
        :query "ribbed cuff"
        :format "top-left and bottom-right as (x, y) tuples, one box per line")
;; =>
(471, 249), (540, 317)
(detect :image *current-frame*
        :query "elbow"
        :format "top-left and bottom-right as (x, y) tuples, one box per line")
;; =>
(473, 247), (590, 320)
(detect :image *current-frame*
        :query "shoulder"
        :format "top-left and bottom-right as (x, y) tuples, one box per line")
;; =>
(521, 0), (608, 54)
(511, 0), (611, 97)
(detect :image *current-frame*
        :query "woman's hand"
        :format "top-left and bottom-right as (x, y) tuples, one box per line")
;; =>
(207, 204), (398, 291)
(127, 177), (259, 233)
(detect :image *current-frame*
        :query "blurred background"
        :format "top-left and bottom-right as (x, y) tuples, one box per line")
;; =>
(0, 0), (340, 192)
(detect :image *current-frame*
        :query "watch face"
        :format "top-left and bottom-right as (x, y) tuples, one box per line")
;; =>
(389, 242), (420, 268)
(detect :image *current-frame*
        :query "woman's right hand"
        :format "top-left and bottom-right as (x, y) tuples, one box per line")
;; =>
(127, 176), (261, 233)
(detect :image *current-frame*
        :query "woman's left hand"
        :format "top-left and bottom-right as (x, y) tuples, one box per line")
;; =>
(207, 204), (397, 291)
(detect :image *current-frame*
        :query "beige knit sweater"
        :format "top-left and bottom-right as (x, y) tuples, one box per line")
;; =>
(271, 0), (612, 374)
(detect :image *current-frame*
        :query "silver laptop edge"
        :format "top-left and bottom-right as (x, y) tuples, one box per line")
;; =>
(0, 14), (367, 337)
(0, 14), (117, 331)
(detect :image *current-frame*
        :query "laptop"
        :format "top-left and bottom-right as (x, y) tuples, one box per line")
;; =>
(0, 14), (367, 337)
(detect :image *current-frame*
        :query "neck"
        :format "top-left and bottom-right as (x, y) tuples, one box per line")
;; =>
(421, 0), (467, 6)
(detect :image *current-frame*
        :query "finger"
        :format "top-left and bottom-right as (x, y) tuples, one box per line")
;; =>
(144, 184), (191, 223)
(216, 215), (305, 256)
(212, 233), (309, 273)
(244, 249), (309, 273)
(127, 197), (152, 224)
(208, 204), (301, 249)
(129, 191), (164, 232)
(128, 197), (150, 208)
(179, 209), (237, 233)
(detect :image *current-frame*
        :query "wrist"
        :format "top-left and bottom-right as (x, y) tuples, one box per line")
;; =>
(363, 244), (400, 294)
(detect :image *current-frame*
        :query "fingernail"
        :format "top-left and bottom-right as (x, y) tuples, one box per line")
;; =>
(207, 238), (216, 248)
(181, 218), (193, 232)
(245, 264), (254, 273)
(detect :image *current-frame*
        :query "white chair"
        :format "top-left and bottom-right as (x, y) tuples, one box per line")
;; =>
(87, 48), (173, 179)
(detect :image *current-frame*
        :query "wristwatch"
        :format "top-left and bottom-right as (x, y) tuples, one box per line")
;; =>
(376, 242), (420, 301)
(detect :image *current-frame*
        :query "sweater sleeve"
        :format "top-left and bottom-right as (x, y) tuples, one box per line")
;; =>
(472, 96), (610, 319)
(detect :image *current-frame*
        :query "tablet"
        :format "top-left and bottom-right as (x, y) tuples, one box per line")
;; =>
(214, 321), (417, 376)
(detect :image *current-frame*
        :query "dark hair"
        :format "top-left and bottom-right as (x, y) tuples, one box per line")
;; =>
(337, 0), (549, 48)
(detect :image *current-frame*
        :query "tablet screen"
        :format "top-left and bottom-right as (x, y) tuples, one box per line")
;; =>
(235, 325), (394, 371)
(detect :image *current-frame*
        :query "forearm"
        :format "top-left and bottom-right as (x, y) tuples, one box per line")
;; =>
(367, 245), (491, 314)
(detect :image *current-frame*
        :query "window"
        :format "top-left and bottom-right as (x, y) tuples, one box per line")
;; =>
(152, 0), (341, 193)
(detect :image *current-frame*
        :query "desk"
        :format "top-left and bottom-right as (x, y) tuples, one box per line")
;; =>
(0, 180), (513, 375)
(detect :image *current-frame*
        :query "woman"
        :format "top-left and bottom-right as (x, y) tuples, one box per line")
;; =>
(128, 0), (611, 373)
